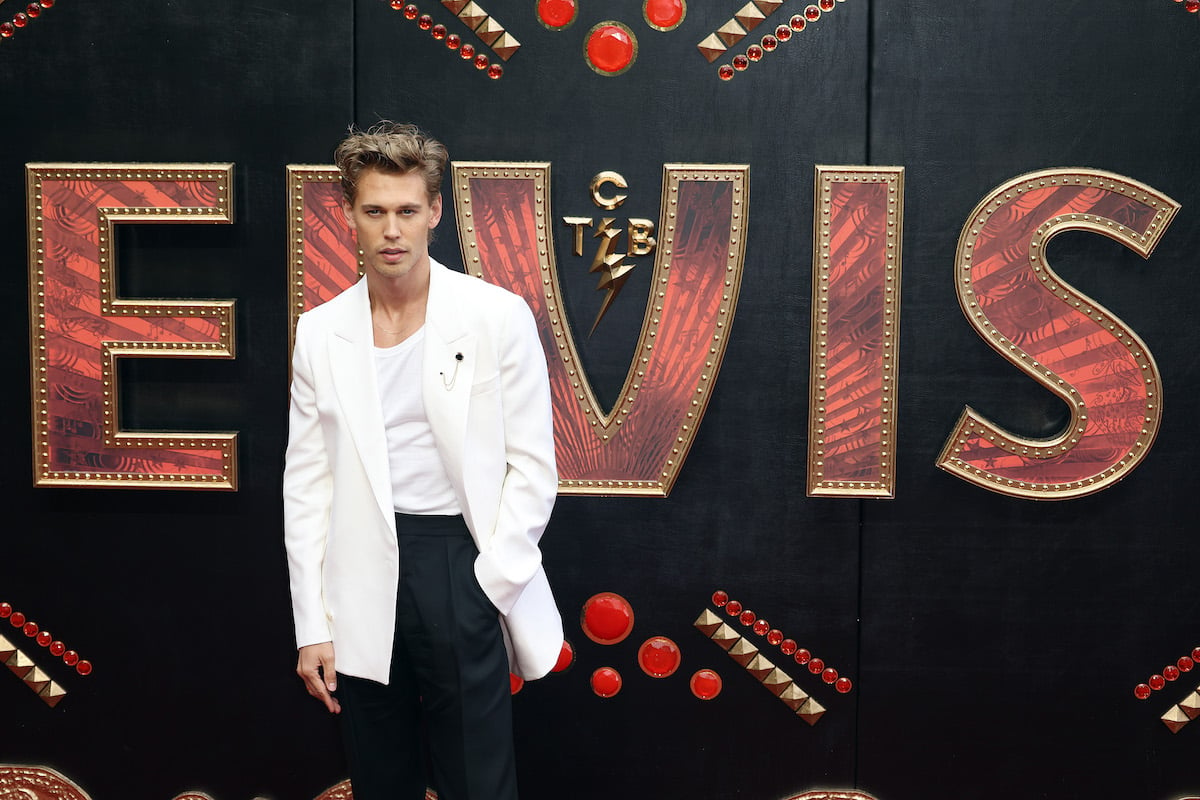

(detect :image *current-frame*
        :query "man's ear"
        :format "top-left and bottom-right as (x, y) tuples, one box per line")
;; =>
(430, 193), (443, 229)
(341, 198), (357, 231)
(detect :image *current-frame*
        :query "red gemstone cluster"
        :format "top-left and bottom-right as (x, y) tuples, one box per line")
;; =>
(717, 0), (847, 82)
(711, 589), (852, 693)
(0, 0), (55, 43)
(1134, 646), (1200, 699)
(382, 0), (503, 79)
(0, 601), (92, 676)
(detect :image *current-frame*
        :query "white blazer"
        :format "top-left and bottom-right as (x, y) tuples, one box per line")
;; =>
(284, 259), (563, 683)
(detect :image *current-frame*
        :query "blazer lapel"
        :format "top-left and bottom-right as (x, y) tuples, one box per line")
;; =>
(423, 261), (476, 503)
(328, 279), (395, 529)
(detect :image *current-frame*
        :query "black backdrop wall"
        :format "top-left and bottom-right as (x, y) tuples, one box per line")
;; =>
(1, 2), (1197, 799)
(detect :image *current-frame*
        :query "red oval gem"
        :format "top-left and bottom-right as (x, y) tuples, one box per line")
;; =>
(552, 640), (575, 672)
(446, 33), (461, 49)
(804, 5), (821, 21)
(739, 609), (756, 626)
(1179, 656), (1195, 672)
(49, 641), (66, 656)
(460, 43), (475, 59)
(644, 0), (685, 31)
(718, 65), (734, 81)
(509, 673), (524, 694)
(537, 0), (577, 29)
(752, 619), (770, 636)
(1164, 665), (1180, 681)
(590, 666), (623, 698)
(0, 603), (12, 618)
(40, 0), (54, 7)
(13, 12), (28, 27)
(76, 660), (93, 677)
(835, 677), (853, 693)
(732, 54), (749, 70)
(580, 592), (635, 645)
(761, 34), (778, 51)
(794, 648), (811, 664)
(586, 23), (637, 75)
(821, 667), (838, 684)
(808, 657), (825, 675)
(1187, 0), (1200, 11)
(418, 13), (432, 29)
(690, 668), (722, 700)
(780, 638), (797, 655)
(819, 0), (835, 10)
(431, 24), (446, 39)
(1134, 683), (1152, 700)
(9, 612), (26, 627)
(638, 636), (681, 678)
(0, 23), (15, 38)
(26, 4), (41, 17)
(725, 600), (742, 616)
(36, 631), (52, 647)
(403, 4), (419, 20)
(23, 621), (38, 637)
(474, 54), (489, 69)
(486, 62), (504, 79)
(1193, 647), (1200, 662)
(711, 590), (729, 607)
(389, 0), (404, 9)
(766, 629), (783, 646)
(1149, 673), (1166, 691)
(63, 650), (80, 666)
(775, 24), (792, 41)
(789, 15), (806, 31)
(746, 44), (763, 61)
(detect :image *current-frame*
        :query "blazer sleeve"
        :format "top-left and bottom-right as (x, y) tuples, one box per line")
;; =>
(283, 314), (335, 648)
(472, 294), (558, 616)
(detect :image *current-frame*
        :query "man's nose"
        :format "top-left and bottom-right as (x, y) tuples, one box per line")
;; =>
(384, 214), (403, 237)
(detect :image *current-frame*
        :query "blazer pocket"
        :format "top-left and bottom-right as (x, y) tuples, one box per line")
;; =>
(470, 374), (501, 396)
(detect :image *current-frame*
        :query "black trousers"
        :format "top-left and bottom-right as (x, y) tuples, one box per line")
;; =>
(335, 513), (518, 800)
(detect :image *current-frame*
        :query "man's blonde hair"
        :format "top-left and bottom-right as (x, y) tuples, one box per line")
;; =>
(334, 121), (448, 205)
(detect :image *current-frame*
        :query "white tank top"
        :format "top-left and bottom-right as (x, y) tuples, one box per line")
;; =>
(373, 327), (462, 515)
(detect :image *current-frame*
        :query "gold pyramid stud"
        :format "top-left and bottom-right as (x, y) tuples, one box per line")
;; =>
(1162, 705), (1191, 734)
(5, 649), (35, 680)
(458, 2), (488, 31)
(696, 33), (728, 63)
(779, 682), (809, 711)
(761, 667), (794, 697)
(710, 623), (740, 651)
(442, 0), (471, 13)
(716, 19), (747, 47)
(0, 634), (16, 662)
(733, 3), (766, 32)
(24, 665), (52, 695)
(752, 0), (784, 14)
(492, 31), (521, 61)
(694, 609), (724, 637)
(797, 696), (826, 726)
(745, 654), (776, 682)
(727, 638), (759, 667)
(39, 681), (67, 708)
(1179, 689), (1200, 720)
(475, 16), (505, 46)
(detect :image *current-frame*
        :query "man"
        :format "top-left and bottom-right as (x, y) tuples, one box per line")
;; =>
(284, 121), (562, 800)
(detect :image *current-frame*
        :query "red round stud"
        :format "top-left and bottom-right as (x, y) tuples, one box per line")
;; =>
(591, 666), (623, 698)
(739, 609), (756, 626)
(537, 0), (578, 29)
(76, 660), (93, 677)
(446, 33), (461, 49)
(0, 603), (12, 618)
(22, 621), (38, 637)
(761, 34), (778, 51)
(460, 43), (475, 59)
(804, 5), (821, 21)
(474, 53), (489, 69)
(13, 12), (28, 27)
(1193, 647), (1200, 662)
(746, 44), (763, 61)
(638, 636), (681, 678)
(1164, 665), (1180, 682)
(26, 4), (41, 18)
(403, 4), (419, 20)
(486, 62), (505, 79)
(36, 631), (52, 647)
(431, 23), (446, 39)
(711, 590), (729, 607)
(732, 54), (749, 71)
(808, 657), (825, 675)
(752, 619), (770, 636)
(819, 0), (835, 10)
(1149, 674), (1166, 691)
(690, 668), (722, 700)
(789, 14), (806, 31)
(725, 600), (742, 616)
(775, 24), (792, 41)
(49, 641), (66, 657)
(390, 0), (405, 9)
(794, 648), (811, 665)
(718, 64), (734, 81)
(417, 13), (432, 29)
(835, 677), (853, 693)
(780, 638), (797, 655)
(643, 0), (685, 31)
(585, 22), (637, 75)
(821, 667), (838, 684)
(63, 650), (80, 667)
(1179, 656), (1195, 672)
(766, 629), (783, 646)
(9, 612), (26, 628)
(1, 23), (15, 38)
(1134, 683), (1152, 700)
(580, 592), (635, 645)
(1187, 0), (1200, 12)
(552, 640), (575, 672)
(40, 0), (54, 7)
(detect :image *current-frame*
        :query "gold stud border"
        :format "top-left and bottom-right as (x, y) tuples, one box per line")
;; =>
(452, 162), (749, 497)
(26, 163), (238, 491)
(936, 168), (1180, 500)
(807, 166), (904, 499)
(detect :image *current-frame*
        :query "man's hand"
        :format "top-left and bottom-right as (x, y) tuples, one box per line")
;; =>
(297, 642), (341, 714)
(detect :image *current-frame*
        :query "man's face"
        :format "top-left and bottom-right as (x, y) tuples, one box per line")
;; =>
(343, 168), (442, 282)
